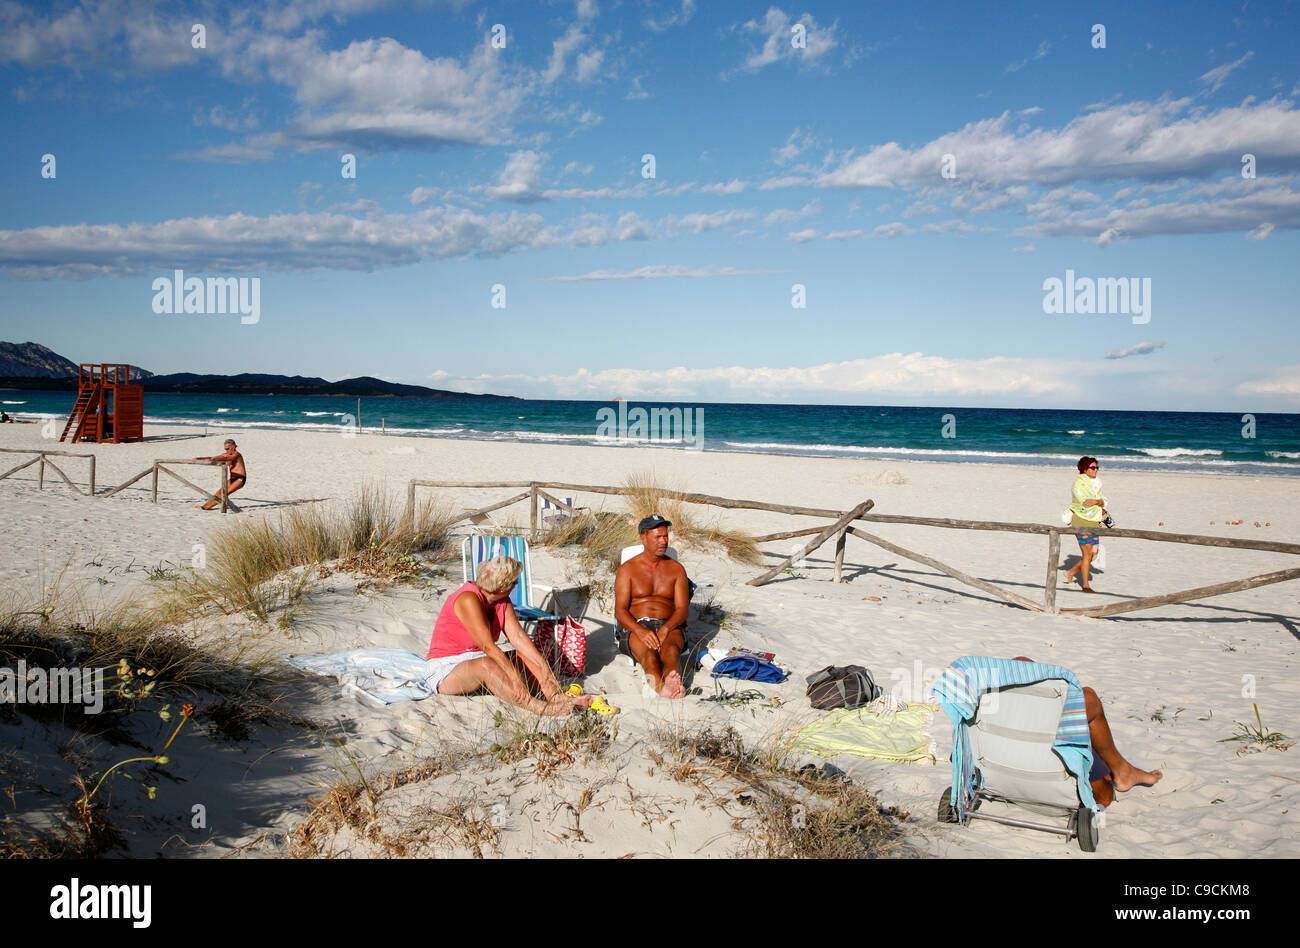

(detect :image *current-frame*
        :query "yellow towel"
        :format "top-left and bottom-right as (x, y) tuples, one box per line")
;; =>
(794, 703), (940, 764)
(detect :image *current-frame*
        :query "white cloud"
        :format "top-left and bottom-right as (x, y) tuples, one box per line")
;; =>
(786, 228), (817, 242)
(645, 0), (697, 32)
(436, 352), (1097, 401)
(825, 229), (865, 240)
(1200, 51), (1254, 94)
(701, 180), (747, 195)
(540, 264), (777, 282)
(484, 151), (547, 203)
(1005, 40), (1049, 74)
(1105, 341), (1166, 360)
(762, 200), (821, 226)
(816, 98), (1300, 190)
(1236, 366), (1300, 400)
(733, 8), (841, 74)
(1247, 222), (1275, 240)
(576, 48), (606, 83)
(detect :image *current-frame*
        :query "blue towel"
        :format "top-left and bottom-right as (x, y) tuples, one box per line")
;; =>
(933, 655), (1097, 820)
(287, 648), (433, 705)
(710, 655), (788, 684)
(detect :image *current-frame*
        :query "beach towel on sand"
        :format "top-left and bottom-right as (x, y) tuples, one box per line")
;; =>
(288, 648), (432, 706)
(793, 703), (941, 763)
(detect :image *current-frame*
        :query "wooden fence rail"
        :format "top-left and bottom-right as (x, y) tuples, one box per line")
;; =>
(102, 460), (231, 512)
(409, 478), (1300, 619)
(0, 447), (96, 496)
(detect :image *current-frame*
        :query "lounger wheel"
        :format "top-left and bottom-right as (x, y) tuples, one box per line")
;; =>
(1076, 806), (1100, 852)
(937, 787), (959, 824)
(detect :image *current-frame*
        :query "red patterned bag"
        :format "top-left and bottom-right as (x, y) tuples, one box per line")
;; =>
(534, 616), (586, 677)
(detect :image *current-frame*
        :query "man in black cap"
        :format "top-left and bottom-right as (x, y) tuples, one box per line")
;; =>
(614, 514), (690, 698)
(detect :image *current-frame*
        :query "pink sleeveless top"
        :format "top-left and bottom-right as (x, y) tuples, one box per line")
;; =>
(426, 582), (510, 659)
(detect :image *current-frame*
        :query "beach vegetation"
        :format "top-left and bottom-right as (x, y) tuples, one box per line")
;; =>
(0, 581), (312, 857)
(159, 484), (459, 624)
(650, 722), (914, 858)
(1218, 704), (1294, 756)
(623, 471), (761, 564)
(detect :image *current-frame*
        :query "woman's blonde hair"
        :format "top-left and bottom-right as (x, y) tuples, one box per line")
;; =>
(475, 555), (522, 595)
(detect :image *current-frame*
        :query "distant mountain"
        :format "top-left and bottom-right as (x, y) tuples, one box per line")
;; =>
(139, 373), (515, 399)
(0, 341), (153, 379)
(0, 343), (515, 400)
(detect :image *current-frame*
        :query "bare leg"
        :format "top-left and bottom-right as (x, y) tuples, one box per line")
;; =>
(1084, 686), (1162, 797)
(438, 656), (575, 716)
(655, 630), (686, 698)
(199, 478), (245, 510)
(627, 632), (666, 693)
(1079, 544), (1095, 590)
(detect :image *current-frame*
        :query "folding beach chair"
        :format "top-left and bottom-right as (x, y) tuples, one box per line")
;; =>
(935, 662), (1102, 852)
(460, 534), (559, 623)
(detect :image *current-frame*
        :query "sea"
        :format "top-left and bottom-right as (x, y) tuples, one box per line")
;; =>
(4, 390), (1299, 477)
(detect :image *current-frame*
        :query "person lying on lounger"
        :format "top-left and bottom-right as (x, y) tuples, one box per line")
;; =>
(1014, 656), (1162, 806)
(425, 555), (593, 716)
(614, 515), (691, 699)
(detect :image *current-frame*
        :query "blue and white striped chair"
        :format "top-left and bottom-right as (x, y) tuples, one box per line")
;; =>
(460, 534), (559, 623)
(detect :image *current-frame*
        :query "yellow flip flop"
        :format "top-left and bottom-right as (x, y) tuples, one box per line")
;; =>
(565, 684), (584, 697)
(590, 696), (620, 715)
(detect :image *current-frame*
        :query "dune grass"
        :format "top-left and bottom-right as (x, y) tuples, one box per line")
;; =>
(161, 484), (460, 623)
(651, 722), (915, 859)
(0, 580), (314, 857)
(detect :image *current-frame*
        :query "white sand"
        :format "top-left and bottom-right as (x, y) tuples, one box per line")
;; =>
(2, 421), (1297, 858)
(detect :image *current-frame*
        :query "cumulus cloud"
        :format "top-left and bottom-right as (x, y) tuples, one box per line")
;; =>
(483, 151), (547, 203)
(732, 8), (841, 74)
(1105, 341), (1166, 360)
(645, 0), (697, 32)
(786, 228), (817, 242)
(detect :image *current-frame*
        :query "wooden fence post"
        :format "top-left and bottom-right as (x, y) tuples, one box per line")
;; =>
(221, 465), (228, 514)
(152, 463), (158, 503)
(833, 528), (848, 583)
(38, 455), (45, 490)
(529, 484), (539, 541)
(89, 455), (96, 496)
(1044, 529), (1061, 614)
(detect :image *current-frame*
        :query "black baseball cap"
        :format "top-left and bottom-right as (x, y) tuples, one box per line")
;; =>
(638, 514), (672, 533)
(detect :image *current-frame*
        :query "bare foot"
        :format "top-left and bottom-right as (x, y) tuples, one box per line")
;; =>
(658, 670), (686, 699)
(1112, 762), (1163, 792)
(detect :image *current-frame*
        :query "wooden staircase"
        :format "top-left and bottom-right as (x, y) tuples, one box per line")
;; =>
(60, 383), (102, 442)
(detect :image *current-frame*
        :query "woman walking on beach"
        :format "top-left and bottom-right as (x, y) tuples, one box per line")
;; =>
(1064, 456), (1107, 592)
(425, 555), (592, 716)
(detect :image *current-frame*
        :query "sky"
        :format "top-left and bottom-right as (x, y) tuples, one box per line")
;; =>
(0, 0), (1298, 412)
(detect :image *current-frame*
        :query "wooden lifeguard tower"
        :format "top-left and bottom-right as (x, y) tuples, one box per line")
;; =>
(60, 363), (144, 444)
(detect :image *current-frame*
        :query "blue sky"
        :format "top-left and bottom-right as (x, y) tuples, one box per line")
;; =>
(1, 0), (1298, 411)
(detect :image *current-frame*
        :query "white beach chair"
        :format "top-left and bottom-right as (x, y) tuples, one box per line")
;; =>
(938, 679), (1102, 852)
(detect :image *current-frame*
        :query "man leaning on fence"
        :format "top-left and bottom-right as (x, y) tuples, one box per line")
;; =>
(191, 439), (246, 510)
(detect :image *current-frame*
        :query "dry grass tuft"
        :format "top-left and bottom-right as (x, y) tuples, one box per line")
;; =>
(652, 722), (915, 859)
(623, 472), (761, 564)
(161, 484), (459, 623)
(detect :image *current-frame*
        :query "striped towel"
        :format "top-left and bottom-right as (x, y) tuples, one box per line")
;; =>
(933, 656), (1097, 819)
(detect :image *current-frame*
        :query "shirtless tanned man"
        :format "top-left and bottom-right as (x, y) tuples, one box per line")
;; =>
(191, 439), (247, 510)
(614, 515), (690, 699)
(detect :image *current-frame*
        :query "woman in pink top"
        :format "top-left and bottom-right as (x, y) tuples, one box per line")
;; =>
(425, 555), (592, 716)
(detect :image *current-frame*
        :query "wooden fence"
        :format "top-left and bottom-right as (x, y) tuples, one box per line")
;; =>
(0, 447), (96, 496)
(409, 478), (1300, 619)
(102, 459), (233, 512)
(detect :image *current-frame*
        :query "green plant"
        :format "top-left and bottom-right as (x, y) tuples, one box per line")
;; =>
(1217, 704), (1294, 756)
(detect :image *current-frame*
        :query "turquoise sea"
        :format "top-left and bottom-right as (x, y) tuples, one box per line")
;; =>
(4, 390), (1299, 476)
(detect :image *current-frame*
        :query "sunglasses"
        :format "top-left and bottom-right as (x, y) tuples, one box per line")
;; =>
(1086, 465), (1099, 471)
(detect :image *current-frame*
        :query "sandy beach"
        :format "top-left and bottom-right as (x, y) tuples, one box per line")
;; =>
(2, 421), (1297, 859)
